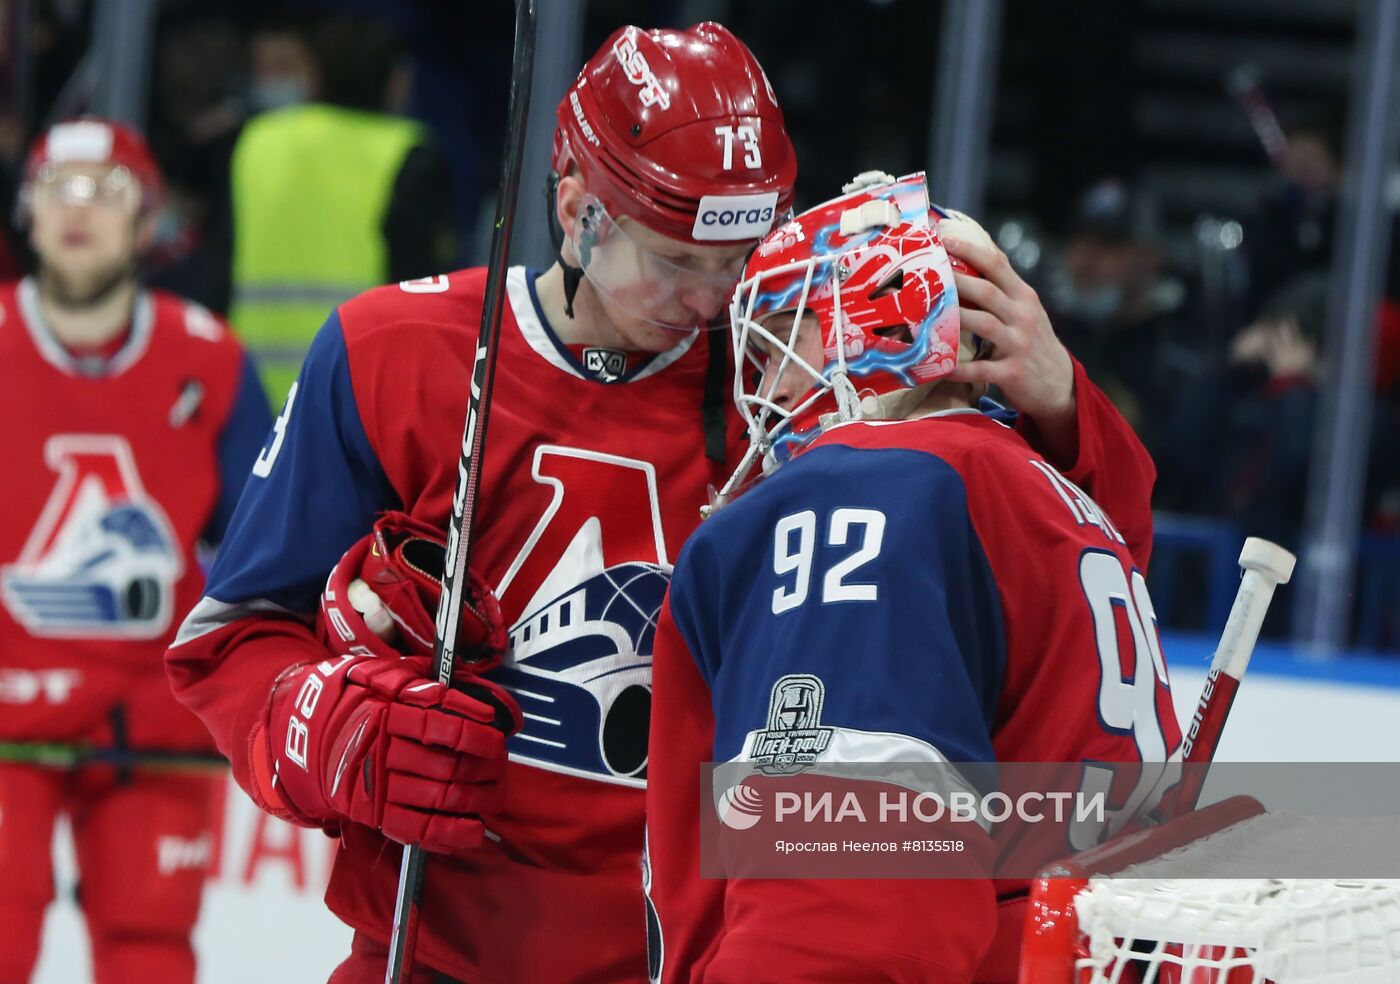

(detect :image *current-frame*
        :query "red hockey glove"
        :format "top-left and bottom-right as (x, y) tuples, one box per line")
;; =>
(319, 511), (508, 670)
(267, 652), (521, 856)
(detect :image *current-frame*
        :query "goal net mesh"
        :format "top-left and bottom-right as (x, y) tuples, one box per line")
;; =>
(1073, 812), (1400, 983)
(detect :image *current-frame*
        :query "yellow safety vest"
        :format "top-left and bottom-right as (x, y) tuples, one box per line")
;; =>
(230, 103), (424, 405)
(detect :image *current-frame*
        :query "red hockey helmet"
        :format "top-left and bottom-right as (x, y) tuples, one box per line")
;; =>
(554, 22), (796, 246)
(19, 117), (165, 222)
(722, 172), (990, 496)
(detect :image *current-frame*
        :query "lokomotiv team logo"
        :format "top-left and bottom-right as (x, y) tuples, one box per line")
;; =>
(487, 445), (671, 787)
(1, 435), (182, 639)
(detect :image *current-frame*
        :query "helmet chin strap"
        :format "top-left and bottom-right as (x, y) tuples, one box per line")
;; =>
(545, 171), (584, 318)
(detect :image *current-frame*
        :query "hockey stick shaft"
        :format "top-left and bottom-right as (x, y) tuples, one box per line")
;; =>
(1169, 537), (1296, 817)
(1226, 64), (1289, 169)
(385, 2), (537, 981)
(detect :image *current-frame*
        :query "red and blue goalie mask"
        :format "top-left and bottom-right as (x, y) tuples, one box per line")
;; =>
(725, 172), (963, 492)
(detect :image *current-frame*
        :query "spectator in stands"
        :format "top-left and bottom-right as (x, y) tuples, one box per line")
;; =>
(1242, 110), (1342, 320)
(1366, 299), (1400, 533)
(226, 14), (454, 405)
(0, 111), (26, 279)
(1044, 179), (1204, 462)
(1186, 272), (1325, 548)
(246, 14), (318, 115)
(145, 15), (250, 312)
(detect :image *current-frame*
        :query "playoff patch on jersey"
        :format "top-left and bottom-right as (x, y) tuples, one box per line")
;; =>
(1, 435), (183, 639)
(748, 674), (835, 775)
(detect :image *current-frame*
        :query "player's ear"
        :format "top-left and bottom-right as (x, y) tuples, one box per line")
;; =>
(133, 206), (157, 254)
(555, 173), (586, 239)
(554, 172), (589, 267)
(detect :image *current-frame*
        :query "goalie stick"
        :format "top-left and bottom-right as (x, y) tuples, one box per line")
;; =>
(1157, 536), (1297, 820)
(384, 1), (537, 980)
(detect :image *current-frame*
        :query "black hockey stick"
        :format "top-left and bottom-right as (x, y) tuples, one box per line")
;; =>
(1226, 63), (1289, 171)
(384, 1), (537, 981)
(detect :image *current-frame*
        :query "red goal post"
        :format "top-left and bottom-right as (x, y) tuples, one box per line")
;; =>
(1020, 795), (1400, 983)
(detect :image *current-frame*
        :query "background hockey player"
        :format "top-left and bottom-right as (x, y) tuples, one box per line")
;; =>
(0, 118), (271, 984)
(644, 174), (1182, 984)
(166, 24), (1158, 984)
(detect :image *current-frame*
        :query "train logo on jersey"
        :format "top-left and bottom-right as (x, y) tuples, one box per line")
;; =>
(750, 674), (833, 774)
(488, 446), (671, 787)
(1, 435), (183, 639)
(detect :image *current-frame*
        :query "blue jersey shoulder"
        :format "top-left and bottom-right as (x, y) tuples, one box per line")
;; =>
(204, 351), (274, 545)
(668, 438), (1005, 765)
(202, 310), (399, 612)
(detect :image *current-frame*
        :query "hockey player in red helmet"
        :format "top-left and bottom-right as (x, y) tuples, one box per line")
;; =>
(646, 173), (1177, 983)
(545, 24), (795, 345)
(167, 25), (1158, 983)
(0, 118), (271, 983)
(18, 118), (166, 305)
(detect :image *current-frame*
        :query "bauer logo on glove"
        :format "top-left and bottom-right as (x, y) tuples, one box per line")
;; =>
(256, 512), (521, 856)
(247, 512), (522, 856)
(265, 647), (522, 856)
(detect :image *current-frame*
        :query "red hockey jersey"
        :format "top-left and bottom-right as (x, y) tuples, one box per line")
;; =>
(645, 413), (1183, 983)
(0, 276), (270, 752)
(167, 265), (1159, 982)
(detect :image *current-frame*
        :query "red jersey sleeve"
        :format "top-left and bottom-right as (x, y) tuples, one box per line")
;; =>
(165, 615), (323, 819)
(166, 304), (400, 820)
(1016, 355), (1157, 569)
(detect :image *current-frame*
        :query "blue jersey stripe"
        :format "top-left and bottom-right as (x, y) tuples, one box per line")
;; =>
(205, 352), (274, 546)
(203, 311), (400, 612)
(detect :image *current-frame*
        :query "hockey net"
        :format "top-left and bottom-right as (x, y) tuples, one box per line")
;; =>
(1022, 796), (1400, 983)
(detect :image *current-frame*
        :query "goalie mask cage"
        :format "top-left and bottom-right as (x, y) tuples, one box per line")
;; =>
(1021, 796), (1400, 983)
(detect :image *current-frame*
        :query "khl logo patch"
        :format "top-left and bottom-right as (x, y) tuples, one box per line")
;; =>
(582, 347), (627, 382)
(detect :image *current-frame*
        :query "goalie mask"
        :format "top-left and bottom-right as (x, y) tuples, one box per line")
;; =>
(723, 172), (972, 497)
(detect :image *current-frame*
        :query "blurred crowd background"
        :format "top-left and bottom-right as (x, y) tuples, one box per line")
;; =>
(2, 0), (1397, 655)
